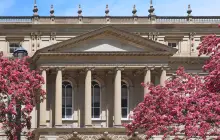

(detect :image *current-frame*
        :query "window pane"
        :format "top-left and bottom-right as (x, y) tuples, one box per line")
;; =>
(122, 88), (127, 99)
(93, 89), (100, 107)
(10, 48), (14, 53)
(14, 43), (19, 47)
(172, 43), (177, 47)
(122, 99), (127, 107)
(93, 108), (100, 118)
(66, 108), (72, 118)
(92, 82), (100, 108)
(66, 98), (72, 107)
(66, 86), (72, 97)
(62, 98), (65, 106)
(62, 108), (65, 118)
(62, 87), (65, 97)
(122, 108), (127, 118)
(9, 43), (20, 53)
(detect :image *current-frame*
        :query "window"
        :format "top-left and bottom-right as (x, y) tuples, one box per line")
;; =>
(91, 81), (101, 119)
(168, 42), (177, 48)
(121, 81), (129, 119)
(62, 81), (73, 119)
(9, 42), (20, 53)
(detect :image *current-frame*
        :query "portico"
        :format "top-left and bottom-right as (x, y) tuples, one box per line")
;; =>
(31, 26), (176, 129)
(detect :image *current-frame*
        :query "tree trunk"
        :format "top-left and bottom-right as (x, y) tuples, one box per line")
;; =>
(16, 104), (21, 140)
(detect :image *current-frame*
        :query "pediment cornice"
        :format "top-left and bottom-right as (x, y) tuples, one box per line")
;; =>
(32, 51), (174, 62)
(33, 26), (177, 53)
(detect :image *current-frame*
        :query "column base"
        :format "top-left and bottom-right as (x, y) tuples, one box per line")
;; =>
(39, 124), (47, 128)
(85, 124), (93, 128)
(54, 125), (63, 128)
(114, 125), (122, 128)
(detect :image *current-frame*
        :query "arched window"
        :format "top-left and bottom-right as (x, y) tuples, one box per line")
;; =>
(121, 81), (129, 119)
(91, 81), (101, 119)
(62, 81), (73, 119)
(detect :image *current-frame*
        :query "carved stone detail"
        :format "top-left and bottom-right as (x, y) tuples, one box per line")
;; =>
(189, 32), (196, 53)
(148, 32), (159, 41)
(58, 132), (146, 140)
(30, 32), (42, 51)
(50, 32), (56, 41)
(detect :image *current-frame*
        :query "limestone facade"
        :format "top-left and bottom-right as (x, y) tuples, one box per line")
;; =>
(0, 3), (218, 139)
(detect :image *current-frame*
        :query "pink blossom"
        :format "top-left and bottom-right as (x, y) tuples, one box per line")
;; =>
(125, 34), (220, 139)
(0, 56), (45, 140)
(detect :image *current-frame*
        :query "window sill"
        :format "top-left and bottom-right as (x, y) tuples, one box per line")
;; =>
(62, 118), (73, 121)
(121, 118), (131, 121)
(92, 118), (102, 121)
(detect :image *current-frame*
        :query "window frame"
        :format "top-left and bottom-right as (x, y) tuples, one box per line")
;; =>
(168, 42), (177, 48)
(121, 80), (130, 120)
(62, 80), (74, 120)
(8, 41), (21, 54)
(91, 80), (101, 120)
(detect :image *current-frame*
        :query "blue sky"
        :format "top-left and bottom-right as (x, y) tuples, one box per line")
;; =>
(0, 0), (219, 16)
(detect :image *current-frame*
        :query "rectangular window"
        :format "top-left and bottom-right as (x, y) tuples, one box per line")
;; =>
(168, 42), (177, 48)
(9, 42), (20, 53)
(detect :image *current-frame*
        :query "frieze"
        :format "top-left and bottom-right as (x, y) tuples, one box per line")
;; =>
(58, 131), (146, 140)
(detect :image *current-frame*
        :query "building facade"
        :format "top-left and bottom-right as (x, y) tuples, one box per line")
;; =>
(0, 2), (218, 140)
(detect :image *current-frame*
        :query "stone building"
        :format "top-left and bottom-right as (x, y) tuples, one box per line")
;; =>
(0, 1), (217, 140)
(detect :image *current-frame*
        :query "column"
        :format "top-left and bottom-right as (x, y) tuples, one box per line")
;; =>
(160, 67), (167, 87)
(40, 68), (47, 127)
(144, 67), (153, 96)
(55, 67), (63, 127)
(84, 67), (93, 127)
(114, 67), (123, 127)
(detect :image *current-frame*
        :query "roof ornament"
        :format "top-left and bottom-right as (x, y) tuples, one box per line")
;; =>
(78, 4), (82, 16)
(33, 0), (38, 16)
(148, 0), (155, 16)
(187, 4), (192, 16)
(105, 4), (109, 16)
(50, 4), (54, 17)
(132, 5), (137, 16)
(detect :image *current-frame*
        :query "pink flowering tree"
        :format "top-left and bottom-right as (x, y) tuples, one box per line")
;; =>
(125, 34), (220, 140)
(0, 56), (45, 140)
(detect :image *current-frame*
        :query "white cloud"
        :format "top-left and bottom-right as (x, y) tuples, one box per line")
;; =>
(0, 0), (15, 15)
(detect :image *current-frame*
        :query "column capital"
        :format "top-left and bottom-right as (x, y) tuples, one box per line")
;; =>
(144, 66), (155, 71)
(161, 66), (170, 71)
(115, 67), (124, 71)
(39, 67), (49, 72)
(84, 67), (95, 71)
(55, 67), (65, 71)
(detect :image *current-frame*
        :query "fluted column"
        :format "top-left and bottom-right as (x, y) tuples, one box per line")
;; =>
(144, 67), (153, 96)
(85, 67), (94, 127)
(55, 67), (64, 127)
(160, 67), (168, 87)
(114, 67), (123, 127)
(40, 68), (48, 127)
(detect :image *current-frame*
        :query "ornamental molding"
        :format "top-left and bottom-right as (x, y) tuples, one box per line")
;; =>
(39, 64), (169, 69)
(58, 131), (146, 140)
(32, 51), (174, 63)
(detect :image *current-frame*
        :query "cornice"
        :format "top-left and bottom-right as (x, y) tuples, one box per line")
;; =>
(169, 56), (208, 64)
(1, 16), (220, 25)
(32, 51), (173, 62)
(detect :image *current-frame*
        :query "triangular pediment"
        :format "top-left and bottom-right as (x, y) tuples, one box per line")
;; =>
(35, 26), (177, 55)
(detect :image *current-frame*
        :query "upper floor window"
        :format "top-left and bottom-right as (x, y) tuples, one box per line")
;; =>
(62, 81), (73, 119)
(121, 81), (129, 119)
(91, 80), (101, 119)
(9, 42), (20, 53)
(168, 42), (177, 48)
